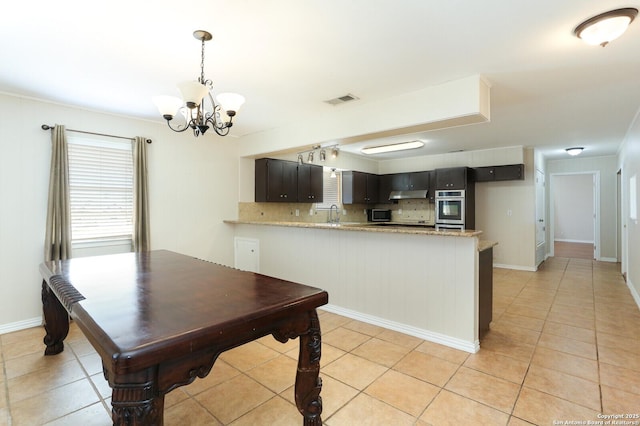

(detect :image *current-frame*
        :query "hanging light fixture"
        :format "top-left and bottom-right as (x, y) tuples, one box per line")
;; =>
(153, 30), (245, 137)
(574, 8), (638, 47)
(320, 149), (327, 162)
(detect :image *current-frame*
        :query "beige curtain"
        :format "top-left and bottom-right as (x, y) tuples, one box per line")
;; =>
(44, 125), (72, 261)
(133, 136), (150, 251)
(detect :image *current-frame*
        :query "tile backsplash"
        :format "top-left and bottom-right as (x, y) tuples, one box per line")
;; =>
(388, 199), (435, 224)
(238, 200), (435, 224)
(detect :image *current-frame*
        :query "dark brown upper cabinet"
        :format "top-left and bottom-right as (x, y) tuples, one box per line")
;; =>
(297, 163), (323, 202)
(255, 158), (299, 202)
(342, 171), (379, 204)
(473, 164), (525, 182)
(435, 167), (469, 190)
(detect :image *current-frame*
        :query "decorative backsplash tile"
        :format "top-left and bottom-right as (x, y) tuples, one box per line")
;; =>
(238, 200), (435, 225)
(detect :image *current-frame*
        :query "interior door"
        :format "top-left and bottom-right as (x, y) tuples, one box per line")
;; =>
(535, 169), (546, 265)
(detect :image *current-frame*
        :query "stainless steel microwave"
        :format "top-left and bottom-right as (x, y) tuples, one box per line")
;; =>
(367, 209), (392, 222)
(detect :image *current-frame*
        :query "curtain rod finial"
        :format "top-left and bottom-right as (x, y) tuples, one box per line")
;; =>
(41, 124), (53, 130)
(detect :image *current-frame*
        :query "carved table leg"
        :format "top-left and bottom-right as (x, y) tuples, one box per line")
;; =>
(41, 280), (69, 355)
(110, 368), (164, 426)
(295, 310), (323, 426)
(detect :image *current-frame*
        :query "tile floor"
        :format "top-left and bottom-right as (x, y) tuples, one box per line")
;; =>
(1, 257), (639, 425)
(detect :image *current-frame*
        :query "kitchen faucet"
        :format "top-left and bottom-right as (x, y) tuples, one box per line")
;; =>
(328, 204), (340, 224)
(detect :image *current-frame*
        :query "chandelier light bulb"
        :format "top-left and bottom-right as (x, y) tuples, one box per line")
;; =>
(153, 30), (245, 137)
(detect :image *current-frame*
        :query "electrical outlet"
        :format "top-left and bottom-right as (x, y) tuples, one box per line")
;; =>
(295, 209), (299, 217)
(398, 209), (402, 215)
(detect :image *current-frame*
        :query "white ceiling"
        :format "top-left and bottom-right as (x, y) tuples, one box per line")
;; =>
(1, 1), (639, 160)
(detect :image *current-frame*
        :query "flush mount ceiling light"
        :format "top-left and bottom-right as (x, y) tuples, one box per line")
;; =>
(361, 140), (425, 155)
(566, 147), (584, 156)
(574, 8), (638, 47)
(153, 30), (245, 137)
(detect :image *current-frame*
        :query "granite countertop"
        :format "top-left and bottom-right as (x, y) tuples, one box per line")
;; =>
(224, 220), (483, 238)
(478, 240), (498, 252)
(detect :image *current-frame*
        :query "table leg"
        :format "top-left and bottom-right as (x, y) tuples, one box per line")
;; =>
(41, 280), (69, 355)
(110, 369), (164, 426)
(295, 310), (323, 426)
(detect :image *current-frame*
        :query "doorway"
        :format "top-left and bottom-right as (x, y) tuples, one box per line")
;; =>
(550, 172), (599, 260)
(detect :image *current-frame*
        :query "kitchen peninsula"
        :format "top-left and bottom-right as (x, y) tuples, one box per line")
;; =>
(225, 220), (495, 353)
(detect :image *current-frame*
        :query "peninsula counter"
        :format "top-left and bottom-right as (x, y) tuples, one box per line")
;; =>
(225, 220), (496, 352)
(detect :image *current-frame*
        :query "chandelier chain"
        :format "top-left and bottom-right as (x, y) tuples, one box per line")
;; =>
(200, 37), (206, 85)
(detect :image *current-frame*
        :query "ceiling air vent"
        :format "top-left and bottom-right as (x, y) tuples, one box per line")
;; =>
(324, 93), (359, 106)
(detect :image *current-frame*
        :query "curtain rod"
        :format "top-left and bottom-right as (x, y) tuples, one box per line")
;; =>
(41, 124), (152, 144)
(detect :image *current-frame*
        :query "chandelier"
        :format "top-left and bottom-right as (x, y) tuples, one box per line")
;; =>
(153, 30), (245, 137)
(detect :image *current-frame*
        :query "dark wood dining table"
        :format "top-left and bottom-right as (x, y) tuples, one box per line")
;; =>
(39, 250), (328, 425)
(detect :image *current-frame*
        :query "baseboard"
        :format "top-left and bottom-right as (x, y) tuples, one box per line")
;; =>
(319, 304), (479, 354)
(554, 239), (594, 244)
(493, 263), (537, 272)
(0, 316), (42, 335)
(627, 278), (640, 311)
(597, 257), (618, 263)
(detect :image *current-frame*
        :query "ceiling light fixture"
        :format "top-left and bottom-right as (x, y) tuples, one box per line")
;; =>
(565, 147), (584, 156)
(330, 168), (337, 178)
(361, 140), (425, 155)
(153, 30), (245, 137)
(320, 149), (326, 162)
(574, 8), (638, 47)
(331, 147), (339, 158)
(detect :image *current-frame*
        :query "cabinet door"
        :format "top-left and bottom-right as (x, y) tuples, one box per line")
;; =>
(408, 171), (429, 189)
(365, 174), (379, 204)
(436, 167), (467, 189)
(281, 161), (298, 201)
(297, 164), (311, 201)
(494, 164), (524, 181)
(309, 164), (323, 202)
(266, 160), (285, 201)
(474, 166), (496, 182)
(352, 171), (368, 204)
(342, 171), (378, 204)
(391, 173), (410, 191)
(378, 174), (394, 203)
(428, 170), (436, 203)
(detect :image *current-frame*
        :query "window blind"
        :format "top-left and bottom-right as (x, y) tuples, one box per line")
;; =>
(316, 168), (341, 210)
(67, 136), (134, 243)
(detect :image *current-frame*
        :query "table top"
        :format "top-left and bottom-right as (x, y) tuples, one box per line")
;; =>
(40, 250), (328, 372)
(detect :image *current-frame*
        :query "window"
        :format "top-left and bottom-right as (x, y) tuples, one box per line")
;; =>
(315, 167), (341, 210)
(67, 135), (134, 246)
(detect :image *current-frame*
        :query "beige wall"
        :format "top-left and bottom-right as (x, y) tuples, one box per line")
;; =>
(619, 108), (640, 305)
(0, 93), (239, 332)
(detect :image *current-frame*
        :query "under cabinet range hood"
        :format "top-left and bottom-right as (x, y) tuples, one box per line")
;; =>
(388, 189), (428, 200)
